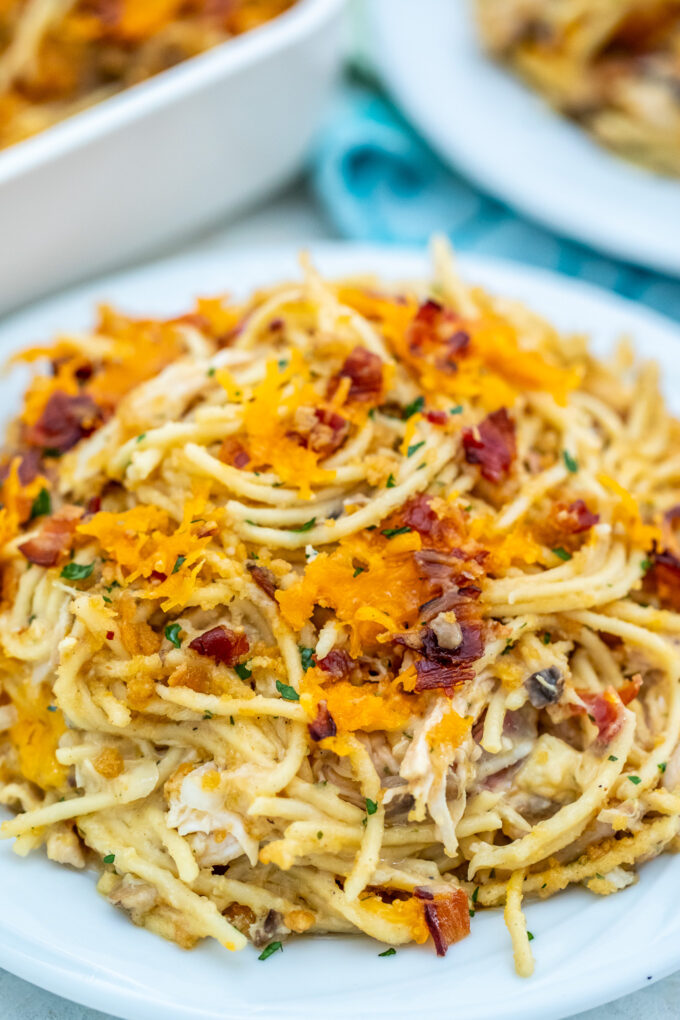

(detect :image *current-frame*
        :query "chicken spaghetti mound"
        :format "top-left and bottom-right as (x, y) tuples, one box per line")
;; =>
(1, 241), (680, 975)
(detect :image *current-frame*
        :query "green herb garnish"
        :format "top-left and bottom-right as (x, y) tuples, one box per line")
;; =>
(172, 555), (186, 573)
(381, 525), (412, 539)
(628, 775), (642, 785)
(165, 623), (182, 648)
(103, 854), (115, 864)
(407, 440), (425, 458)
(608, 755), (618, 762)
(563, 450), (578, 473)
(299, 646), (315, 671)
(258, 941), (282, 961)
(276, 680), (299, 702)
(378, 948), (396, 957)
(386, 474), (396, 489)
(60, 562), (94, 580)
(552, 547), (572, 561)
(658, 762), (667, 773)
(290, 518), (316, 533)
(365, 798), (378, 815)
(29, 488), (51, 520)
(402, 396), (424, 419)
(235, 663), (252, 680)
(450, 405), (463, 415)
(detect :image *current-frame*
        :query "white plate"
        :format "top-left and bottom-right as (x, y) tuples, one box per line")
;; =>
(370, 0), (680, 278)
(1, 242), (680, 1020)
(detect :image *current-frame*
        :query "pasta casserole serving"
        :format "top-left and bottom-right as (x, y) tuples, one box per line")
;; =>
(0, 0), (296, 149)
(1, 242), (680, 976)
(476, 0), (680, 176)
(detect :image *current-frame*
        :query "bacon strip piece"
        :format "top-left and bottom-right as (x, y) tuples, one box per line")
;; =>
(308, 700), (337, 741)
(552, 499), (600, 534)
(462, 408), (516, 483)
(414, 887), (470, 956)
(18, 505), (83, 567)
(315, 648), (353, 679)
(645, 546), (680, 611)
(327, 347), (383, 403)
(247, 563), (277, 599)
(25, 391), (103, 453)
(575, 687), (626, 743)
(288, 407), (350, 457)
(189, 625), (249, 666)
(407, 300), (470, 370)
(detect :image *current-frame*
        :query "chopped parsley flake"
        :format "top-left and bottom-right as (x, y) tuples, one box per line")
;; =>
(299, 646), (315, 671)
(258, 941), (282, 961)
(563, 450), (578, 473)
(235, 662), (252, 680)
(552, 546), (572, 561)
(164, 623), (182, 648)
(203, 711), (213, 720)
(365, 798), (378, 815)
(276, 680), (299, 702)
(608, 755), (618, 762)
(172, 555), (186, 574)
(595, 873), (604, 880)
(527, 932), (535, 942)
(407, 440), (425, 458)
(136, 433), (146, 443)
(471, 887), (479, 903)
(290, 518), (316, 533)
(61, 561), (94, 581)
(317, 831), (323, 840)
(378, 948), (396, 957)
(628, 775), (642, 785)
(402, 396), (424, 419)
(386, 473), (396, 489)
(353, 566), (365, 577)
(29, 488), (51, 520)
(450, 405), (463, 415)
(47, 704), (57, 713)
(658, 762), (667, 773)
(103, 854), (115, 864)
(207, 367), (216, 377)
(640, 558), (652, 572)
(381, 525), (412, 539)
(542, 633), (551, 644)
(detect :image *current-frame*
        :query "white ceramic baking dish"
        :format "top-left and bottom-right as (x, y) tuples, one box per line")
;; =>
(0, 0), (345, 317)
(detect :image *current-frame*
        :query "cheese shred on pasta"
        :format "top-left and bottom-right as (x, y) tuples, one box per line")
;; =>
(1, 239), (680, 974)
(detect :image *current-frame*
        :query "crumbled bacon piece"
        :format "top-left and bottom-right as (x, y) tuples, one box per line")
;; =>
(247, 563), (277, 599)
(407, 300), (470, 370)
(25, 391), (103, 453)
(411, 606), (484, 694)
(618, 674), (642, 706)
(644, 546), (680, 611)
(18, 505), (84, 567)
(315, 648), (353, 678)
(575, 687), (626, 743)
(414, 887), (470, 956)
(462, 408), (516, 483)
(189, 626), (249, 666)
(308, 700), (337, 741)
(552, 499), (599, 534)
(218, 437), (250, 469)
(289, 407), (350, 458)
(86, 495), (102, 515)
(425, 410), (448, 425)
(327, 347), (383, 403)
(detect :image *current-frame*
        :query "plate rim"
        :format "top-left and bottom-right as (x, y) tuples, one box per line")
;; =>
(1, 239), (680, 1020)
(369, 0), (680, 279)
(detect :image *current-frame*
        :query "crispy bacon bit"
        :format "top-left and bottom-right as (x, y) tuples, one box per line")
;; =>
(425, 410), (448, 426)
(552, 499), (600, 534)
(188, 625), (249, 666)
(327, 346), (383, 403)
(18, 505), (83, 567)
(289, 407), (350, 458)
(618, 674), (642, 706)
(247, 563), (277, 599)
(462, 408), (516, 483)
(25, 391), (103, 453)
(415, 887), (470, 956)
(315, 648), (353, 678)
(86, 495), (102, 515)
(414, 619), (484, 693)
(308, 700), (337, 741)
(218, 437), (250, 469)
(645, 546), (680, 611)
(407, 300), (470, 370)
(576, 687), (626, 743)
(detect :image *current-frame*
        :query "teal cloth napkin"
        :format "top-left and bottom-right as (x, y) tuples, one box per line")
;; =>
(310, 86), (680, 322)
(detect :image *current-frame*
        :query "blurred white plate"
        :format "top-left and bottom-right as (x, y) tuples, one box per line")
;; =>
(0, 0), (344, 317)
(1, 242), (680, 1020)
(370, 0), (680, 278)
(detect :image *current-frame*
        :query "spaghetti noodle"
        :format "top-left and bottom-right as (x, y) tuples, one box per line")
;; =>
(1, 240), (680, 975)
